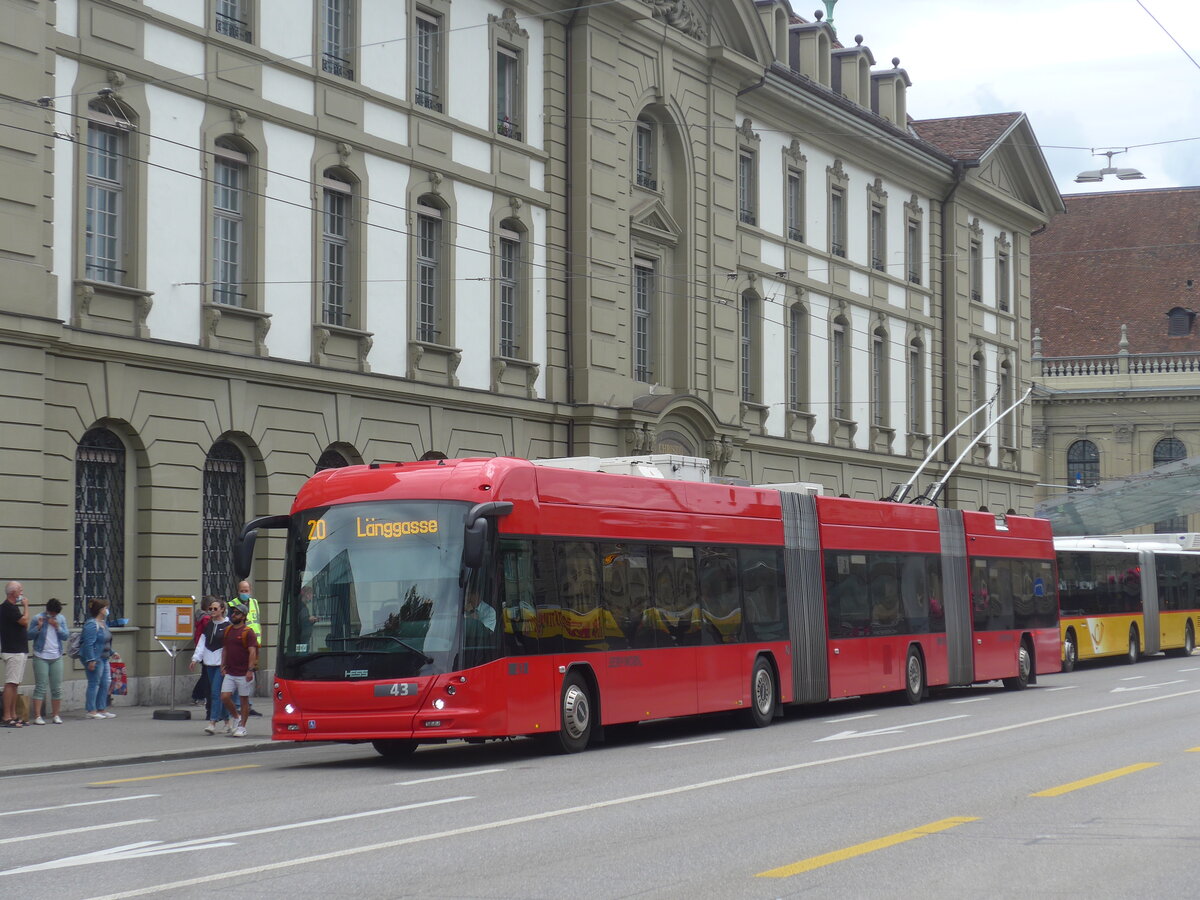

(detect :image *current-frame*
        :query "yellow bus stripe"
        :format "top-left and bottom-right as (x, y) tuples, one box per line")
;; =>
(89, 764), (260, 785)
(755, 816), (979, 878)
(1030, 763), (1158, 797)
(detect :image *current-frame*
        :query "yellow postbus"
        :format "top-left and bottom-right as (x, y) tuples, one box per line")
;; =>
(1056, 537), (1200, 671)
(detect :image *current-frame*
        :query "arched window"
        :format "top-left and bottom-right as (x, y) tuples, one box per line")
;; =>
(1154, 437), (1188, 532)
(74, 428), (126, 623)
(211, 136), (254, 307)
(84, 98), (138, 285)
(202, 441), (246, 599)
(1067, 439), (1099, 488)
(316, 448), (351, 472)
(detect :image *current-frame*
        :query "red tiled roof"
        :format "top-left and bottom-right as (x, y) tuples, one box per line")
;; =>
(1031, 188), (1200, 356)
(910, 112), (1022, 162)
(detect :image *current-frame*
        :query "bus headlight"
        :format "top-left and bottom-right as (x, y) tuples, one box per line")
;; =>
(433, 698), (446, 710)
(284, 703), (296, 714)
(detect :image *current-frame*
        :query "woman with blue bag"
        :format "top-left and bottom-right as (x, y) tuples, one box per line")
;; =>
(80, 599), (115, 719)
(26, 597), (68, 724)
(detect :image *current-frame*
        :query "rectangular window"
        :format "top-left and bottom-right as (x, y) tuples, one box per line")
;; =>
(908, 343), (923, 433)
(496, 46), (521, 139)
(997, 251), (1010, 312)
(871, 332), (886, 426)
(212, 154), (246, 306)
(321, 0), (353, 79)
(832, 321), (846, 419)
(636, 121), (656, 190)
(870, 204), (885, 271)
(85, 123), (125, 284)
(741, 298), (755, 403)
(322, 179), (351, 326)
(830, 187), (845, 257)
(498, 233), (518, 357)
(737, 151), (756, 226)
(1000, 366), (1014, 447)
(414, 11), (442, 111)
(969, 239), (982, 301)
(786, 169), (804, 242)
(215, 0), (252, 42)
(633, 260), (654, 383)
(906, 219), (921, 284)
(417, 210), (441, 342)
(788, 307), (803, 410)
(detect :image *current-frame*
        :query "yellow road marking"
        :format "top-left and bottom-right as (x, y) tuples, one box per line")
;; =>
(755, 816), (979, 878)
(1030, 762), (1158, 797)
(1188, 747), (1200, 753)
(90, 765), (260, 785)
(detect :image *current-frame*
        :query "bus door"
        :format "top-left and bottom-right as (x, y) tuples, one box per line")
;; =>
(1140, 550), (1162, 655)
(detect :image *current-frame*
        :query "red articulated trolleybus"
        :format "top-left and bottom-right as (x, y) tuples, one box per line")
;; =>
(234, 455), (1060, 758)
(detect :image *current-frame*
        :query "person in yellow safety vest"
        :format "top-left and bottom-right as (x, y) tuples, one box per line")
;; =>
(231, 580), (263, 717)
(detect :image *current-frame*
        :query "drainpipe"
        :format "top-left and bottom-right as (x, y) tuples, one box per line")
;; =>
(562, 6), (580, 455)
(937, 160), (971, 503)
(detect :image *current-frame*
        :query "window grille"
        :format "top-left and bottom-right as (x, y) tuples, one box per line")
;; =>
(202, 441), (245, 601)
(74, 429), (126, 624)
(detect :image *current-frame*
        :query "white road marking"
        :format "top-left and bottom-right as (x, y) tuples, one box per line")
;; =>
(1119, 676), (1145, 681)
(824, 713), (877, 723)
(1044, 685), (1078, 691)
(1111, 680), (1185, 693)
(79, 687), (1200, 900)
(816, 715), (969, 742)
(1178, 666), (1200, 672)
(650, 737), (724, 749)
(4, 797), (470, 875)
(396, 769), (504, 785)
(949, 697), (991, 704)
(6, 821), (154, 843)
(0, 795), (159, 818)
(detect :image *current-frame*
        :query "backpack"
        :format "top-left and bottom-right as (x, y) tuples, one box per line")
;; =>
(67, 631), (83, 659)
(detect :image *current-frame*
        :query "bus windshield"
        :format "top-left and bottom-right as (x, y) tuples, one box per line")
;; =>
(277, 499), (473, 680)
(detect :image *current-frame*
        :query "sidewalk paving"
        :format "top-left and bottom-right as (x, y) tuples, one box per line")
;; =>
(1, 702), (294, 776)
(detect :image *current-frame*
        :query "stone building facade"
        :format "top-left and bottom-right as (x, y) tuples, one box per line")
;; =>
(0, 0), (1060, 702)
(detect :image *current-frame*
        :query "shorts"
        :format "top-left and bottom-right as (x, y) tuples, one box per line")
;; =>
(221, 673), (252, 697)
(2, 652), (28, 685)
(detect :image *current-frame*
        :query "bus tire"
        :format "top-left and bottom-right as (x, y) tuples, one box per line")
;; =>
(743, 657), (776, 728)
(1170, 621), (1195, 658)
(372, 739), (417, 759)
(1003, 640), (1033, 690)
(903, 647), (925, 705)
(1124, 627), (1139, 665)
(554, 672), (593, 753)
(1062, 630), (1077, 673)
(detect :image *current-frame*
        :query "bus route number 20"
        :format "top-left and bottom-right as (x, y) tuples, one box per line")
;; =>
(373, 682), (418, 697)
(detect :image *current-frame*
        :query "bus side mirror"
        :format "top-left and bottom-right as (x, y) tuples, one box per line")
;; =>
(461, 501), (514, 569)
(234, 515), (291, 580)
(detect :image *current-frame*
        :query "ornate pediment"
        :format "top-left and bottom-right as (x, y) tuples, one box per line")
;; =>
(641, 0), (708, 42)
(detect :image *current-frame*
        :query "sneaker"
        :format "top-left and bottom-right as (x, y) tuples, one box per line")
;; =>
(51, 716), (63, 724)
(204, 722), (217, 734)
(247, 708), (262, 717)
(224, 722), (234, 734)
(86, 712), (104, 719)
(99, 711), (116, 718)
(233, 725), (247, 737)
(33, 716), (46, 725)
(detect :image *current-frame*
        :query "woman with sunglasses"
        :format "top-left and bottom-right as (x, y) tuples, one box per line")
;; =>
(188, 597), (232, 734)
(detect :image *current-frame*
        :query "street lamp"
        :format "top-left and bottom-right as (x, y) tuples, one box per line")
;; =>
(1075, 148), (1145, 183)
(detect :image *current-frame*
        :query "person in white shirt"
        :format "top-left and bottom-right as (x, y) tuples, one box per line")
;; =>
(188, 598), (232, 734)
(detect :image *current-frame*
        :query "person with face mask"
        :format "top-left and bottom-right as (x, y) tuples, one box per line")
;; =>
(230, 580), (262, 716)
(219, 602), (258, 737)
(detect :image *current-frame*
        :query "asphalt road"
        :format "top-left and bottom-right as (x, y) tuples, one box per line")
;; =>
(3, 655), (1199, 899)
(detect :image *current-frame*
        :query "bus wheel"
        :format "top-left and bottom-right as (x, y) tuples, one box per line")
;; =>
(743, 658), (776, 728)
(903, 648), (925, 705)
(372, 739), (417, 760)
(1170, 622), (1195, 658)
(1062, 631), (1077, 673)
(1124, 627), (1140, 665)
(555, 673), (593, 753)
(1003, 641), (1033, 690)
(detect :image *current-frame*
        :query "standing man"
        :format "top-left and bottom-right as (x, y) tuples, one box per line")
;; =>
(1, 581), (31, 727)
(231, 580), (262, 716)
(220, 602), (258, 737)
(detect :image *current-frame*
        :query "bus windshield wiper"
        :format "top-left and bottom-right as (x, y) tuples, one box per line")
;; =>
(328, 635), (434, 665)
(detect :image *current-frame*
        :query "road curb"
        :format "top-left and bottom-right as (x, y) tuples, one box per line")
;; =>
(5, 738), (298, 777)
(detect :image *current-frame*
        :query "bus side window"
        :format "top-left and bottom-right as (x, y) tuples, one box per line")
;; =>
(556, 541), (603, 651)
(698, 546), (740, 645)
(742, 547), (784, 642)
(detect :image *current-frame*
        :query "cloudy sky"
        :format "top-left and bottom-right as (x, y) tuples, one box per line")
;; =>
(820, 0), (1199, 195)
